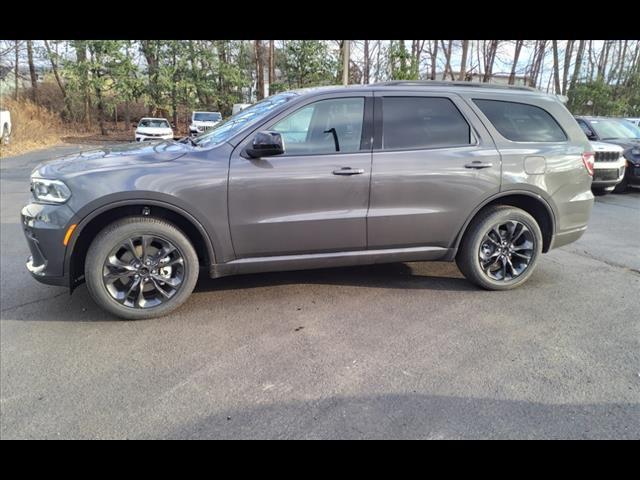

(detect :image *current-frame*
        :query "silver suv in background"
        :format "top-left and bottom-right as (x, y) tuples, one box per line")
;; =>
(189, 111), (222, 136)
(589, 141), (626, 194)
(22, 81), (595, 319)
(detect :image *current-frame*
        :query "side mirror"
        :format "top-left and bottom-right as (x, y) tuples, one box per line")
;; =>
(244, 131), (285, 158)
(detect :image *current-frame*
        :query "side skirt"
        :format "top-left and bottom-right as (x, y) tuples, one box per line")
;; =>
(210, 246), (455, 278)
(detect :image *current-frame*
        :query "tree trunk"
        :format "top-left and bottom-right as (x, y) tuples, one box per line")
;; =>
(14, 40), (19, 100)
(44, 40), (72, 119)
(597, 40), (611, 81)
(26, 41), (38, 103)
(342, 40), (350, 85)
(88, 45), (107, 136)
(483, 40), (499, 82)
(364, 40), (370, 84)
(254, 40), (265, 100)
(508, 40), (523, 85)
(616, 40), (629, 86)
(568, 40), (586, 107)
(552, 40), (561, 94)
(140, 40), (161, 115)
(458, 40), (469, 81)
(269, 40), (275, 87)
(562, 40), (574, 95)
(430, 40), (438, 80)
(441, 40), (453, 80)
(74, 41), (91, 130)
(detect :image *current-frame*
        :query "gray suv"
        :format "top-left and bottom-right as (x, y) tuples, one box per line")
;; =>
(22, 81), (595, 319)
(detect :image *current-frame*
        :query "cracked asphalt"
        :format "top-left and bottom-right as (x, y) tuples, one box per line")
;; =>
(1, 144), (639, 439)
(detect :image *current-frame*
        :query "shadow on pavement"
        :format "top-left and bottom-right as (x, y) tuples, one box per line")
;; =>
(163, 392), (640, 440)
(193, 261), (474, 294)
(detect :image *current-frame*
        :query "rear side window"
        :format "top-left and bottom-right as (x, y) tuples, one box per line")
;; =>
(382, 97), (471, 150)
(473, 99), (567, 142)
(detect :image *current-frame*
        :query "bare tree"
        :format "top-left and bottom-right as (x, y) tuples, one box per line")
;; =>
(508, 40), (523, 85)
(269, 40), (275, 88)
(441, 40), (454, 80)
(363, 40), (370, 84)
(44, 40), (72, 119)
(14, 40), (19, 100)
(429, 40), (438, 80)
(562, 40), (575, 95)
(552, 40), (561, 94)
(569, 40), (586, 95)
(458, 40), (469, 81)
(254, 40), (265, 100)
(482, 40), (499, 82)
(26, 40), (38, 103)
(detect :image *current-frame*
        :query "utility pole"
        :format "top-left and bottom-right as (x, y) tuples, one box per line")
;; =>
(342, 40), (350, 85)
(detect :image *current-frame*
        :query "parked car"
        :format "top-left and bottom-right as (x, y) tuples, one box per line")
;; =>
(625, 117), (640, 127)
(134, 118), (174, 142)
(22, 81), (595, 319)
(189, 111), (222, 137)
(575, 116), (640, 192)
(232, 103), (252, 115)
(589, 141), (626, 194)
(1, 110), (11, 145)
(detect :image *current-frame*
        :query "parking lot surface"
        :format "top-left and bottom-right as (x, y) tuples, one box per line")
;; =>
(1, 144), (638, 439)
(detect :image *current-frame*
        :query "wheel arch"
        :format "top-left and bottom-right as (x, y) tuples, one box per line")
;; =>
(65, 199), (216, 291)
(452, 191), (556, 254)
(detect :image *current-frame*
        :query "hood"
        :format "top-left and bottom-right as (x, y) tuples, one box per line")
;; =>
(590, 141), (624, 152)
(35, 141), (190, 178)
(599, 138), (640, 149)
(136, 126), (173, 134)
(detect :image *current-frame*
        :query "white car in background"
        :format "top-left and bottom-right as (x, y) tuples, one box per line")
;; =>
(189, 111), (222, 136)
(135, 118), (174, 142)
(625, 117), (640, 127)
(590, 141), (626, 195)
(1, 110), (12, 145)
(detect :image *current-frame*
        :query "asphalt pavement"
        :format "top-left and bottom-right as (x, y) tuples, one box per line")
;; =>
(1, 144), (638, 439)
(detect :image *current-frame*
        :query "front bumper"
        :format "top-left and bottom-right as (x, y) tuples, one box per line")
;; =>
(625, 162), (640, 187)
(592, 162), (625, 189)
(21, 203), (75, 286)
(135, 134), (174, 142)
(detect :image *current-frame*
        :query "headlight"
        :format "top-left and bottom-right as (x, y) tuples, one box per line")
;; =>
(30, 178), (71, 204)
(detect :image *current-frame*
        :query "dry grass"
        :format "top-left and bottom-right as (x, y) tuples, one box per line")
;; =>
(0, 97), (74, 157)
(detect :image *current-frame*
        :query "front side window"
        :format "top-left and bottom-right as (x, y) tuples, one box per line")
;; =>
(382, 97), (471, 150)
(271, 97), (365, 155)
(473, 99), (567, 142)
(587, 118), (640, 140)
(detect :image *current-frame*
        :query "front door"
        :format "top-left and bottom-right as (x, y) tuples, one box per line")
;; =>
(229, 94), (373, 258)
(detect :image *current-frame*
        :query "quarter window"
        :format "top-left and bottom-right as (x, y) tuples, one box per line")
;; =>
(473, 99), (567, 142)
(271, 97), (365, 155)
(382, 97), (471, 150)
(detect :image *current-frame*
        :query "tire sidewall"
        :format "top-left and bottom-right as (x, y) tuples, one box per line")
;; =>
(85, 218), (199, 320)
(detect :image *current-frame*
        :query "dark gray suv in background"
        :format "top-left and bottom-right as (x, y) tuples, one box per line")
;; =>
(22, 81), (595, 319)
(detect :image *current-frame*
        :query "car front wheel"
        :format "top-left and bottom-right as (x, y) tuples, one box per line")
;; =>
(85, 216), (199, 320)
(456, 206), (543, 291)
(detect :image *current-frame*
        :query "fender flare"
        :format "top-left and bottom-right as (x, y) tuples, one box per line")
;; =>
(451, 189), (557, 252)
(64, 197), (217, 280)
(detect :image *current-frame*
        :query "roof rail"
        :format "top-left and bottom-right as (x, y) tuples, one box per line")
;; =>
(373, 80), (538, 92)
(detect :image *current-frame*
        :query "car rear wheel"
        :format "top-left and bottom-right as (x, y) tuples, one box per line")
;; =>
(1, 125), (9, 145)
(85, 216), (199, 320)
(456, 206), (543, 291)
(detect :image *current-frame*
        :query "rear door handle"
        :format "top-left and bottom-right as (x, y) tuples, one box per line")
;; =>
(333, 167), (365, 176)
(464, 161), (494, 169)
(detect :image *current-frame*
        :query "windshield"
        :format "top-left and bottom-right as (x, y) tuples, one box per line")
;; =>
(139, 119), (170, 129)
(193, 112), (222, 122)
(194, 93), (296, 148)
(589, 119), (640, 140)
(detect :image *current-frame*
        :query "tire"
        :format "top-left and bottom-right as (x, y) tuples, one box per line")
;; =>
(1, 125), (9, 146)
(592, 187), (610, 196)
(456, 206), (543, 291)
(612, 176), (628, 194)
(85, 216), (199, 320)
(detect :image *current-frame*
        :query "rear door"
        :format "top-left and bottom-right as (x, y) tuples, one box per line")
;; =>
(368, 91), (502, 249)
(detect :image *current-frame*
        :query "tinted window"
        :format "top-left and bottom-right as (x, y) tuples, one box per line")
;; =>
(272, 97), (365, 155)
(139, 119), (170, 128)
(577, 120), (594, 137)
(473, 99), (567, 142)
(382, 97), (471, 150)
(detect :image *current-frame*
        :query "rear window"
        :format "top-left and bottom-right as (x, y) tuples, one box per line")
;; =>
(382, 97), (471, 150)
(473, 99), (567, 142)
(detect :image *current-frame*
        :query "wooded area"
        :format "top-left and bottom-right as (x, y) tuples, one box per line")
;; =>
(2, 40), (639, 135)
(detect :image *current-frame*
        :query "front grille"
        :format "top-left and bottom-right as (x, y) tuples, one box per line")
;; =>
(594, 151), (620, 162)
(593, 169), (620, 181)
(200, 125), (216, 132)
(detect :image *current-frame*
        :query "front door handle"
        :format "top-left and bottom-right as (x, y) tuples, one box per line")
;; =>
(333, 167), (365, 176)
(464, 161), (494, 169)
